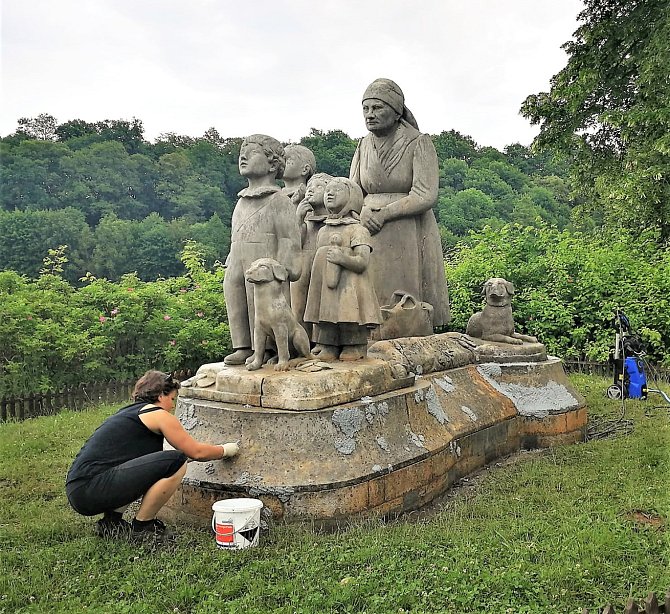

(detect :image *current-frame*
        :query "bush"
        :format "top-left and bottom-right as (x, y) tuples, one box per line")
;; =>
(0, 242), (230, 397)
(446, 224), (670, 365)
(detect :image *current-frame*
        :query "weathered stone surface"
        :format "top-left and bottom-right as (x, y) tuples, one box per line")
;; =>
(466, 277), (539, 346)
(351, 78), (449, 333)
(368, 331), (547, 374)
(163, 357), (586, 527)
(183, 358), (413, 410)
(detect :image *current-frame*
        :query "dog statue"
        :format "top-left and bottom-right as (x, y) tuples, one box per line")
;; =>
(244, 258), (313, 371)
(466, 277), (538, 345)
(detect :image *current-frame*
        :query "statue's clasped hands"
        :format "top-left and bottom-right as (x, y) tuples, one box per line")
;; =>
(326, 246), (346, 265)
(360, 205), (385, 235)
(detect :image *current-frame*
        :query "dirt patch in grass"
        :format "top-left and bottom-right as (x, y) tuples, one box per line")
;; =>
(624, 509), (666, 531)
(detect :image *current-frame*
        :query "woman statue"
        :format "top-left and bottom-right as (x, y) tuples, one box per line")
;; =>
(350, 78), (450, 332)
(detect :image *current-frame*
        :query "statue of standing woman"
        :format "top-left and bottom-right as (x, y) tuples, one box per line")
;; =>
(350, 78), (450, 333)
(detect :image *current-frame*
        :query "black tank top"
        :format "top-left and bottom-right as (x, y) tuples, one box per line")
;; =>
(66, 402), (164, 485)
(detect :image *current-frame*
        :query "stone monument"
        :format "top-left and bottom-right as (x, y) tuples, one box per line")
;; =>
(162, 82), (586, 527)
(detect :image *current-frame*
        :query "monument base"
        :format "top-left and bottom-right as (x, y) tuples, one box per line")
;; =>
(162, 336), (586, 527)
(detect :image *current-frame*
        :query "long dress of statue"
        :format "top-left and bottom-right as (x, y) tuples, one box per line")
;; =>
(350, 78), (450, 329)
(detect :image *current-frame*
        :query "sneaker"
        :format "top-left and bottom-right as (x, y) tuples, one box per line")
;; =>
(132, 518), (169, 536)
(95, 516), (131, 538)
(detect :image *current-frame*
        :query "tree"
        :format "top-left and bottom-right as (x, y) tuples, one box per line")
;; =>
(432, 130), (478, 162)
(521, 0), (670, 241)
(55, 119), (99, 141)
(16, 114), (58, 140)
(299, 129), (357, 177)
(59, 141), (151, 224)
(0, 208), (93, 281)
(0, 139), (72, 211)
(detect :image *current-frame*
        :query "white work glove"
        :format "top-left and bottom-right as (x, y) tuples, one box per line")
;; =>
(220, 442), (239, 458)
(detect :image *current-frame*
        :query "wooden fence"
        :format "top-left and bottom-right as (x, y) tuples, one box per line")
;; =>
(0, 370), (193, 422)
(584, 590), (669, 613)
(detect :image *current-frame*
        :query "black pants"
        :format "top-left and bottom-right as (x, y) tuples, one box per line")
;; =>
(66, 450), (187, 516)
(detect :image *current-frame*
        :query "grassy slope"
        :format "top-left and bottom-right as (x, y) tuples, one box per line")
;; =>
(0, 375), (668, 614)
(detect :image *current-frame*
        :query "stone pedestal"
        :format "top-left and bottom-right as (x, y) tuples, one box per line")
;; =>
(162, 334), (586, 527)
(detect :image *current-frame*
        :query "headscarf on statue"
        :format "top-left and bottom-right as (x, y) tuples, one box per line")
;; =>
(362, 78), (421, 176)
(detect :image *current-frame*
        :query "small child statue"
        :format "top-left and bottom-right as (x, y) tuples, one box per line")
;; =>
(291, 172), (334, 336)
(281, 144), (316, 206)
(304, 177), (382, 361)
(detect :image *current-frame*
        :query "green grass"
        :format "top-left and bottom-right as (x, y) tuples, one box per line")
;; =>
(1, 374), (669, 613)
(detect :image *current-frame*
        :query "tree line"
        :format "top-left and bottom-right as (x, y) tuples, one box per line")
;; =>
(1, 117), (575, 283)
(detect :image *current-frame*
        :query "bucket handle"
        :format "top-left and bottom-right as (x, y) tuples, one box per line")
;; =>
(211, 513), (216, 533)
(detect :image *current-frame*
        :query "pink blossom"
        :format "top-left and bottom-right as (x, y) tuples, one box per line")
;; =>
(111, 308), (119, 316)
(126, 288), (134, 292)
(196, 311), (204, 318)
(99, 316), (107, 323)
(163, 315), (171, 321)
(27, 315), (33, 320)
(180, 288), (187, 293)
(169, 340), (176, 346)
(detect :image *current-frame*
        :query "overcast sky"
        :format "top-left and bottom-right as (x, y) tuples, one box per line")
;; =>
(1, 0), (584, 150)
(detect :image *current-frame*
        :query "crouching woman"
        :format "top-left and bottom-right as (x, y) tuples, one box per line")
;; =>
(66, 370), (239, 537)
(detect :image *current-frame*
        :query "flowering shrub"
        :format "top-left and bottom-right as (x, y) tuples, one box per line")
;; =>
(0, 242), (230, 397)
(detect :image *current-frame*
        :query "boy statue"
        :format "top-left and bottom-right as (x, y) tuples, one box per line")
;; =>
(223, 135), (302, 366)
(281, 144), (316, 206)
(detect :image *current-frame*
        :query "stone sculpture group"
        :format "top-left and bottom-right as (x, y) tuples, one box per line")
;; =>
(168, 78), (586, 528)
(222, 78), (455, 370)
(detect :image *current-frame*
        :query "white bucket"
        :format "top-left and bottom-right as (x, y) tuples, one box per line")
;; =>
(211, 498), (263, 550)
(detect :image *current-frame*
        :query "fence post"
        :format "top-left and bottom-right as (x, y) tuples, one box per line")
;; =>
(28, 392), (36, 419)
(623, 598), (639, 614)
(644, 591), (660, 614)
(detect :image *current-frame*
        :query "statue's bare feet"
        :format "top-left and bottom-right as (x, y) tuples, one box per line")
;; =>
(339, 344), (366, 361)
(224, 348), (254, 365)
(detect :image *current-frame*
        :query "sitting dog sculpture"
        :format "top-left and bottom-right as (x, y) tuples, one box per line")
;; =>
(466, 277), (538, 345)
(244, 258), (313, 371)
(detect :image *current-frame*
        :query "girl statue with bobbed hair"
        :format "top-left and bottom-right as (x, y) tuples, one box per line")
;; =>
(350, 78), (450, 333)
(304, 177), (382, 361)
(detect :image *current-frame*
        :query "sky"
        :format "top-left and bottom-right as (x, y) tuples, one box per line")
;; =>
(1, 0), (584, 150)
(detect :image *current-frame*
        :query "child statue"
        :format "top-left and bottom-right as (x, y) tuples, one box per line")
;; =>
(223, 135), (302, 366)
(304, 177), (382, 361)
(291, 172), (334, 336)
(281, 144), (316, 206)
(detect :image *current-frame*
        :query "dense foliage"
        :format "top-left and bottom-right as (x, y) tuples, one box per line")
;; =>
(1, 117), (576, 281)
(446, 224), (670, 365)
(521, 0), (670, 241)
(0, 243), (230, 397)
(2, 226), (667, 398)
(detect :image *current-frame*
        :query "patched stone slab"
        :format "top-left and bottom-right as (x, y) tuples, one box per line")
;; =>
(163, 357), (587, 527)
(181, 358), (413, 410)
(368, 332), (548, 375)
(475, 359), (584, 417)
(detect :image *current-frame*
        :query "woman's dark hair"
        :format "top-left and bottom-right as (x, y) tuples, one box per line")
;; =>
(132, 370), (180, 403)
